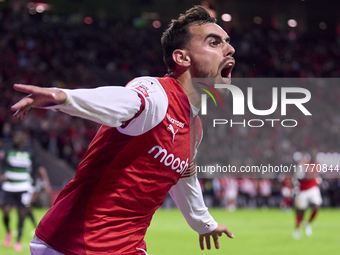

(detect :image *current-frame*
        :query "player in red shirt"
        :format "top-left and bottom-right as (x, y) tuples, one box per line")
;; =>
(11, 6), (235, 255)
(293, 152), (323, 239)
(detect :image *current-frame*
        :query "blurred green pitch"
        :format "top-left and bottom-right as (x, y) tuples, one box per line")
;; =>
(145, 208), (340, 255)
(0, 208), (339, 255)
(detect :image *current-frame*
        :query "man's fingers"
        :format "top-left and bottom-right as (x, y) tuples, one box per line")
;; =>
(13, 84), (38, 94)
(13, 84), (57, 97)
(13, 107), (29, 119)
(21, 110), (28, 120)
(212, 234), (219, 249)
(199, 235), (204, 250)
(13, 110), (21, 119)
(12, 84), (67, 113)
(11, 97), (34, 112)
(205, 235), (211, 250)
(198, 224), (234, 251)
(11, 95), (35, 119)
(224, 227), (235, 239)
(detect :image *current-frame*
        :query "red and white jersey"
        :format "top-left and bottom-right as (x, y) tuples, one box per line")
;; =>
(36, 75), (214, 255)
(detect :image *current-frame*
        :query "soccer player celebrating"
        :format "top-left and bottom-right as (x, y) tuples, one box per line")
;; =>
(293, 152), (323, 239)
(11, 6), (235, 255)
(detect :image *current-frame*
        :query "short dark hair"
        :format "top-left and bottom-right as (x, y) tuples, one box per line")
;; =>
(161, 5), (217, 73)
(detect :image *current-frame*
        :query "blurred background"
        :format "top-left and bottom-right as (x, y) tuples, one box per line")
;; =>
(0, 0), (339, 209)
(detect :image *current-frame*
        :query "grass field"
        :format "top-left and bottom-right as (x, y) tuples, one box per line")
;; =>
(0, 208), (339, 254)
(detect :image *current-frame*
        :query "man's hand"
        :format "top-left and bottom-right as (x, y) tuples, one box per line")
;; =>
(11, 84), (67, 120)
(199, 223), (234, 250)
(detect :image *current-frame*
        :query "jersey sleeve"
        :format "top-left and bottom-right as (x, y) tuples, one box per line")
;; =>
(44, 86), (142, 127)
(169, 174), (218, 234)
(45, 77), (168, 135)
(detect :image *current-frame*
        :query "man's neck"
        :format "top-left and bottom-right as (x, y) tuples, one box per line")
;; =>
(172, 71), (201, 109)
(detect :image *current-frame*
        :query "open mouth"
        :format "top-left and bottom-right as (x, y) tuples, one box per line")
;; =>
(220, 60), (235, 84)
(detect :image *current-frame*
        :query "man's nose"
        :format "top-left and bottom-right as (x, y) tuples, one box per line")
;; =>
(224, 43), (235, 57)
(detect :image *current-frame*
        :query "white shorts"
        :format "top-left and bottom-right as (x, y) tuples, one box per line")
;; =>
(294, 186), (323, 210)
(30, 235), (64, 255)
(30, 235), (148, 255)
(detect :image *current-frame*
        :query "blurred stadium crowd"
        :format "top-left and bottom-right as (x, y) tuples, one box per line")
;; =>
(0, 5), (339, 208)
(196, 177), (340, 210)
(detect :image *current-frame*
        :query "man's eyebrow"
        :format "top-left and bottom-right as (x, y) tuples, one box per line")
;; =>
(205, 33), (231, 43)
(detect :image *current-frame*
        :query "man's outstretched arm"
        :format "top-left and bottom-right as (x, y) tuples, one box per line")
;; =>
(11, 84), (142, 127)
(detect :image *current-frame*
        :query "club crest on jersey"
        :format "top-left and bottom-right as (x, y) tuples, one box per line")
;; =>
(133, 84), (150, 97)
(131, 81), (155, 98)
(148, 145), (189, 174)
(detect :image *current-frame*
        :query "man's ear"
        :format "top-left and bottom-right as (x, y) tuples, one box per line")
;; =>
(172, 49), (191, 68)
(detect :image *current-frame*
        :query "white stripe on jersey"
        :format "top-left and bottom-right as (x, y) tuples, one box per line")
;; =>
(2, 181), (33, 192)
(7, 157), (32, 168)
(136, 248), (147, 255)
(181, 161), (197, 178)
(5, 171), (31, 181)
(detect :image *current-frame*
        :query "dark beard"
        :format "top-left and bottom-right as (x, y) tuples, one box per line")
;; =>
(191, 60), (215, 78)
(191, 60), (230, 98)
